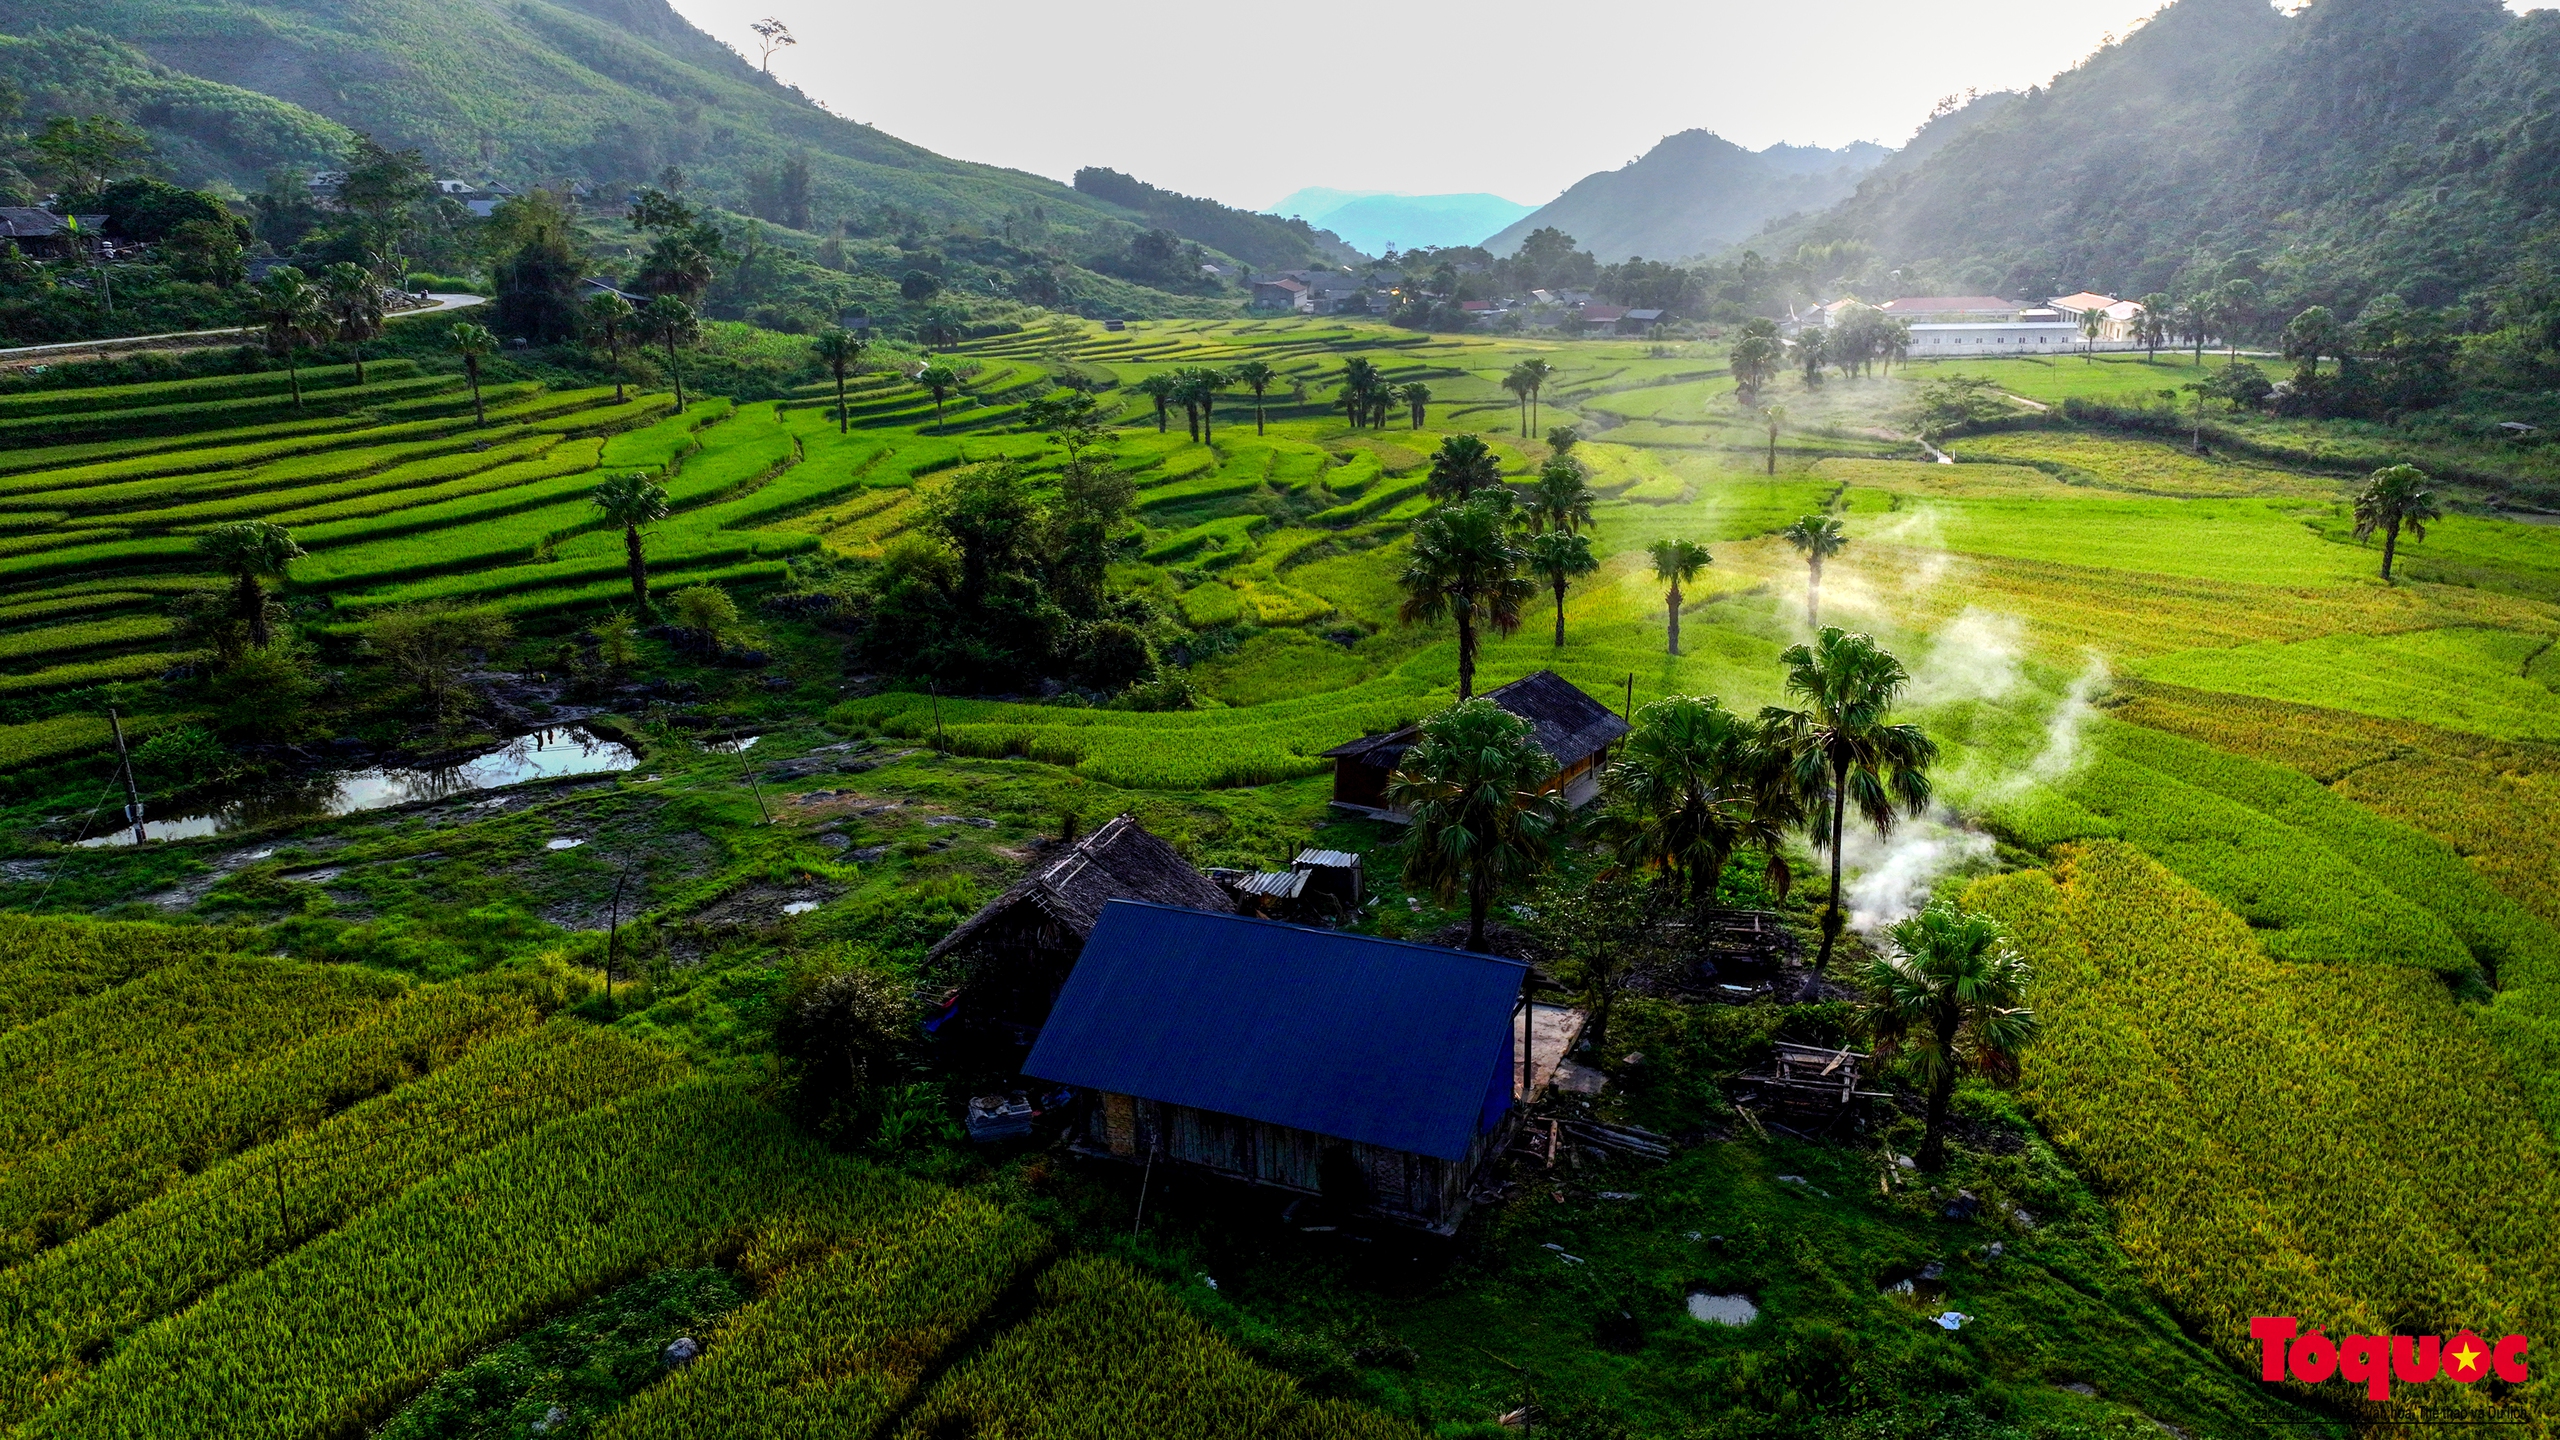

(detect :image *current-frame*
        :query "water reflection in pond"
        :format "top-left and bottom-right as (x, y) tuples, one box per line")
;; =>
(78, 727), (637, 847)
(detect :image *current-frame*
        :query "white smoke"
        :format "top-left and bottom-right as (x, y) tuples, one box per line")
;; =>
(1836, 810), (1996, 936)
(1985, 654), (2110, 800)
(1907, 607), (2025, 706)
(1799, 506), (1957, 631)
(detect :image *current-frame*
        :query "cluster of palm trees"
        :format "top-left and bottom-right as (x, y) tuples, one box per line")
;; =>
(1132, 365), (1269, 443)
(250, 263), (390, 406)
(1336, 358), (1432, 432)
(1500, 358), (1554, 437)
(1379, 623), (2011, 1167)
(1395, 434), (1604, 699)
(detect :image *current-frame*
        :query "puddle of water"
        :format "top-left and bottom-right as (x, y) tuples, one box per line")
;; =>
(77, 728), (637, 847)
(546, 837), (585, 850)
(781, 900), (818, 916)
(1688, 1292), (1758, 1327)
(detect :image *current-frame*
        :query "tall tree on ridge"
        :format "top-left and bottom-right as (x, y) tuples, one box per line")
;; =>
(195, 521), (305, 650)
(1387, 698), (1565, 952)
(1425, 433), (1503, 503)
(1781, 514), (1848, 627)
(1501, 362), (1536, 436)
(591, 472), (672, 610)
(643, 294), (696, 410)
(2137, 293), (2173, 362)
(1858, 899), (2036, 1172)
(1648, 538), (1711, 656)
(1398, 495), (1532, 700)
(1399, 380), (1432, 429)
(1524, 529), (1597, 648)
(253, 267), (329, 410)
(814, 327), (867, 435)
(2352, 463), (2440, 582)
(1233, 360), (1277, 435)
(1761, 626), (1937, 967)
(1133, 372), (1177, 433)
(1518, 356), (1555, 436)
(916, 364), (961, 436)
(319, 263), (385, 385)
(1527, 455), (1596, 535)
(582, 290), (635, 403)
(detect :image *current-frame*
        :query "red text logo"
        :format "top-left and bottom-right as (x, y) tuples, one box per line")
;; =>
(2251, 1318), (2528, 1401)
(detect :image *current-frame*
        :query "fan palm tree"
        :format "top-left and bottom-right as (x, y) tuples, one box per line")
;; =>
(643, 294), (697, 410)
(1857, 899), (2037, 1171)
(583, 290), (636, 402)
(2137, 293), (2172, 362)
(1527, 455), (1596, 535)
(1791, 327), (1828, 387)
(1524, 529), (1598, 647)
(1133, 372), (1178, 433)
(1761, 627), (1938, 966)
(1781, 513), (1849, 626)
(447, 321), (496, 426)
(319, 263), (384, 385)
(813, 327), (867, 434)
(1648, 538), (1711, 656)
(1596, 694), (1796, 912)
(2352, 463), (2441, 582)
(195, 521), (305, 650)
(2078, 305), (2105, 361)
(1425, 433), (1503, 503)
(2178, 296), (2211, 366)
(916, 364), (960, 435)
(1398, 495), (1533, 700)
(1398, 379), (1433, 429)
(1185, 366), (1230, 443)
(1760, 402), (1787, 475)
(1234, 360), (1277, 435)
(252, 267), (329, 409)
(1339, 357), (1381, 430)
(1500, 362), (1536, 436)
(1386, 698), (1566, 952)
(591, 472), (673, 610)
(1517, 356), (1555, 436)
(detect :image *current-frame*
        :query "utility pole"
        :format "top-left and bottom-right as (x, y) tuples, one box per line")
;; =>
(734, 731), (773, 824)
(107, 707), (145, 845)
(605, 869), (631, 1015)
(928, 680), (946, 750)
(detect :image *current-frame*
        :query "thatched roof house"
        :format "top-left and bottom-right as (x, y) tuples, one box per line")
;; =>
(1321, 670), (1630, 820)
(926, 814), (1231, 1052)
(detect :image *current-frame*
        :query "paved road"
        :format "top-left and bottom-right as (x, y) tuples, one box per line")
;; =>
(0, 291), (488, 362)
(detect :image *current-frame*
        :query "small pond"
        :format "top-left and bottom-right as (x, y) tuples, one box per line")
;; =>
(1687, 1292), (1759, 1327)
(77, 727), (637, 847)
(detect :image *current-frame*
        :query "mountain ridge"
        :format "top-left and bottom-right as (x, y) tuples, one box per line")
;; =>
(1485, 131), (1891, 263)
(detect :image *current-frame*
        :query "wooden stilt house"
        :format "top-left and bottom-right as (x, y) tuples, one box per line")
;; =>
(1024, 900), (1530, 1233)
(1321, 670), (1630, 821)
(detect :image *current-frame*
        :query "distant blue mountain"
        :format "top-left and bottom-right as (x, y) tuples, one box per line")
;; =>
(1266, 189), (1541, 255)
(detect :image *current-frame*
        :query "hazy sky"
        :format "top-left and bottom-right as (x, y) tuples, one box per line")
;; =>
(664, 0), (2540, 213)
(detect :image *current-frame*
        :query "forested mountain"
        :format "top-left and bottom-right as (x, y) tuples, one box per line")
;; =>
(0, 0), (1337, 295)
(1484, 131), (1891, 264)
(1771, 0), (2560, 313)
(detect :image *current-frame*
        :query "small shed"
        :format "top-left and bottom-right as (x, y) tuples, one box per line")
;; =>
(1293, 848), (1364, 910)
(925, 814), (1230, 1051)
(1025, 901), (1528, 1232)
(1320, 670), (1631, 821)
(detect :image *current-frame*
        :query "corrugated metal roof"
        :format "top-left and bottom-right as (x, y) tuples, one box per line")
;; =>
(1295, 849), (1362, 870)
(1025, 901), (1524, 1162)
(1232, 870), (1307, 899)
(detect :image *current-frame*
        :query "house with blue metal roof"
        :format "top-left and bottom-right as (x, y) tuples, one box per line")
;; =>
(1023, 900), (1536, 1233)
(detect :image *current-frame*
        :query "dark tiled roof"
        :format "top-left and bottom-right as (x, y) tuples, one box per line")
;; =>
(925, 814), (1231, 961)
(1321, 670), (1628, 770)
(1025, 901), (1524, 1161)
